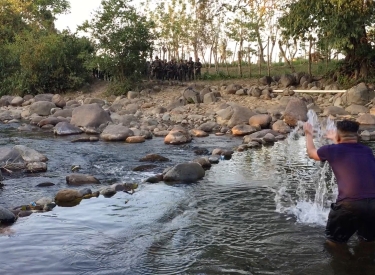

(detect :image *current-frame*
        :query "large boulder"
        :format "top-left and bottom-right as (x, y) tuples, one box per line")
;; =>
(52, 94), (66, 108)
(249, 114), (272, 128)
(0, 147), (23, 167)
(100, 125), (134, 141)
(66, 174), (101, 185)
(163, 162), (205, 183)
(52, 109), (73, 118)
(284, 98), (308, 126)
(279, 74), (296, 87)
(199, 87), (212, 102)
(38, 117), (69, 127)
(11, 96), (24, 106)
(345, 104), (368, 115)
(272, 120), (291, 134)
(13, 145), (48, 163)
(54, 122), (83, 136)
(183, 87), (201, 104)
(203, 92), (218, 104)
(231, 125), (257, 136)
(259, 76), (273, 85)
(164, 126), (192, 145)
(357, 114), (375, 125)
(29, 101), (56, 116)
(71, 103), (112, 128)
(341, 83), (375, 106)
(198, 122), (219, 132)
(83, 98), (106, 107)
(0, 206), (17, 224)
(55, 189), (82, 205)
(225, 84), (242, 94)
(323, 106), (349, 116)
(217, 104), (256, 128)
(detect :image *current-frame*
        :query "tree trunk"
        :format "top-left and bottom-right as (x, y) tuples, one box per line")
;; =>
(248, 54), (251, 78)
(267, 37), (271, 77)
(308, 37), (313, 76)
(278, 40), (295, 72)
(255, 26), (266, 64)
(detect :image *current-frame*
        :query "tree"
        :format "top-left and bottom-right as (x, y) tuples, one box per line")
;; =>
(80, 0), (155, 83)
(279, 0), (375, 79)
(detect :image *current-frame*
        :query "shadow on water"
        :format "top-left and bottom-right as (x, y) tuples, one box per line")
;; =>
(0, 123), (375, 274)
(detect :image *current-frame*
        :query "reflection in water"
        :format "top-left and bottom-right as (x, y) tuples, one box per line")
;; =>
(0, 124), (374, 274)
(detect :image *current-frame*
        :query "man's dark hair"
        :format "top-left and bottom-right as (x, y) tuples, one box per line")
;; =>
(336, 120), (359, 134)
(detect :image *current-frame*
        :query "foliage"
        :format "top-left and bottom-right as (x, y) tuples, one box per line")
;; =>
(80, 0), (155, 88)
(0, 0), (94, 95)
(279, 0), (375, 78)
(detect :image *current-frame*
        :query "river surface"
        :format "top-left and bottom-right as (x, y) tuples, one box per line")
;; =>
(0, 123), (374, 275)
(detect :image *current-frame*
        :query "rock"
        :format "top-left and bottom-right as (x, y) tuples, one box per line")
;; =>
(78, 188), (92, 197)
(55, 189), (82, 205)
(284, 98), (308, 126)
(66, 100), (80, 107)
(341, 83), (375, 106)
(190, 129), (209, 137)
(13, 145), (48, 163)
(163, 162), (205, 183)
(183, 87), (201, 104)
(263, 133), (276, 143)
(249, 114), (272, 128)
(127, 91), (139, 99)
(126, 136), (145, 143)
(307, 103), (322, 114)
(66, 174), (101, 185)
(132, 164), (157, 172)
(203, 92), (218, 104)
(272, 120), (291, 134)
(198, 122), (219, 132)
(100, 125), (134, 141)
(231, 124), (257, 136)
(139, 154), (169, 162)
(243, 129), (280, 142)
(38, 117), (69, 127)
(26, 162), (47, 173)
(71, 136), (100, 143)
(279, 74), (296, 87)
(52, 94), (66, 108)
(259, 76), (273, 85)
(0, 147), (23, 168)
(152, 106), (167, 115)
(11, 96), (24, 106)
(36, 182), (55, 187)
(217, 104), (255, 128)
(71, 103), (112, 128)
(36, 197), (53, 206)
(164, 126), (192, 145)
(212, 148), (234, 160)
(0, 206), (17, 224)
(54, 122), (83, 136)
(225, 84), (241, 95)
(199, 87), (212, 102)
(193, 157), (212, 169)
(145, 176), (162, 183)
(52, 109), (73, 118)
(29, 101), (56, 116)
(83, 98), (106, 107)
(167, 97), (186, 110)
(323, 106), (349, 116)
(357, 114), (375, 125)
(345, 104), (368, 115)
(100, 187), (116, 198)
(34, 94), (53, 102)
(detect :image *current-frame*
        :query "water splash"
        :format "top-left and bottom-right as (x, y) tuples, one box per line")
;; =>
(274, 110), (338, 226)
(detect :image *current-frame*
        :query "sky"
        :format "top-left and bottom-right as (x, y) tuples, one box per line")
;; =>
(55, 0), (102, 32)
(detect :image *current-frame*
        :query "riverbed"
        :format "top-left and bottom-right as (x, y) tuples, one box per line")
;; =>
(0, 123), (374, 275)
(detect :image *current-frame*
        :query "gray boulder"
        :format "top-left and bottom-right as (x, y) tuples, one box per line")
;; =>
(100, 125), (134, 141)
(284, 98), (308, 126)
(198, 122), (219, 132)
(52, 94), (66, 108)
(203, 92), (217, 104)
(29, 101), (56, 116)
(71, 103), (112, 128)
(34, 94), (53, 102)
(279, 74), (296, 87)
(323, 106), (349, 116)
(199, 87), (212, 102)
(13, 145), (48, 162)
(345, 104), (368, 115)
(11, 96), (24, 106)
(84, 98), (106, 107)
(183, 87), (201, 104)
(341, 83), (375, 106)
(52, 109), (73, 118)
(54, 122), (83, 136)
(249, 114), (272, 128)
(66, 174), (101, 185)
(163, 162), (205, 183)
(26, 162), (47, 173)
(259, 76), (273, 85)
(0, 206), (17, 224)
(357, 114), (375, 125)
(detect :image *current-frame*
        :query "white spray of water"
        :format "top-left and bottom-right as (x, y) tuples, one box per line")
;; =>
(274, 110), (338, 226)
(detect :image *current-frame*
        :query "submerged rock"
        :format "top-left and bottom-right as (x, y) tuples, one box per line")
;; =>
(139, 154), (170, 162)
(0, 206), (17, 224)
(66, 174), (101, 185)
(163, 162), (205, 183)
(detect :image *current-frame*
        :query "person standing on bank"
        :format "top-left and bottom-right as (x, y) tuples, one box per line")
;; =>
(304, 120), (375, 245)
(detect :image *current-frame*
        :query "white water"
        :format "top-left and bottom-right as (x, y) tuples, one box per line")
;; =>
(275, 110), (338, 226)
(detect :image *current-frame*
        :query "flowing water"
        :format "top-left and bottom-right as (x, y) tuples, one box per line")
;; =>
(0, 119), (374, 275)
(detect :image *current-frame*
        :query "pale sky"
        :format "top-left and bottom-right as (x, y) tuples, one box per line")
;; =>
(55, 0), (102, 32)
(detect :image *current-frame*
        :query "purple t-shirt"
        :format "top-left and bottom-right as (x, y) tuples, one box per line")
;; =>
(317, 143), (375, 202)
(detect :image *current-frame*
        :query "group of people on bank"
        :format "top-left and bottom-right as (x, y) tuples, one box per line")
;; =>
(149, 56), (202, 81)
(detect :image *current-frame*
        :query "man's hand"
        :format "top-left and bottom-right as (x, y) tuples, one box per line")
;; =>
(303, 122), (313, 136)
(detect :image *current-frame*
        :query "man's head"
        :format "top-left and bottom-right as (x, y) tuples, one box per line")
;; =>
(336, 120), (359, 143)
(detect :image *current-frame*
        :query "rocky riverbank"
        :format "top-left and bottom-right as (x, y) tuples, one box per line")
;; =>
(1, 74), (375, 227)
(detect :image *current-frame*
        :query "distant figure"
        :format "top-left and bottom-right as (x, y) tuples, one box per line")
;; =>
(304, 120), (375, 246)
(187, 57), (194, 81)
(194, 58), (202, 80)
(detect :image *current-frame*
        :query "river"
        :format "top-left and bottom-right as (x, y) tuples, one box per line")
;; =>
(0, 123), (374, 275)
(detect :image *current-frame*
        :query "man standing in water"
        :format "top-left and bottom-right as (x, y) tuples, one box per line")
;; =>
(304, 120), (375, 245)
